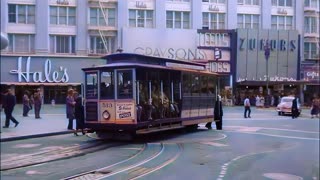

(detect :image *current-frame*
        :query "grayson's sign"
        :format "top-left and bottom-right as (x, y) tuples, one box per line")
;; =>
(10, 57), (69, 83)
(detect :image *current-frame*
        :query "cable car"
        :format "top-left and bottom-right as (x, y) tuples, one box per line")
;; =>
(82, 53), (219, 139)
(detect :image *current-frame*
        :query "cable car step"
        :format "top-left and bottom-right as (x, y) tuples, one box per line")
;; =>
(136, 124), (184, 134)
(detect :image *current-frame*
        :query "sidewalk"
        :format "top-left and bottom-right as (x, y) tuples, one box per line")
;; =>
(0, 104), (314, 142)
(1, 104), (72, 142)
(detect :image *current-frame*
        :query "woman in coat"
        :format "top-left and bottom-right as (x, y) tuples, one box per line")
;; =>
(73, 91), (85, 135)
(66, 89), (76, 130)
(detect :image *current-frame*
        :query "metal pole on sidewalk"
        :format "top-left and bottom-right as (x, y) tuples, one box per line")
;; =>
(264, 41), (270, 107)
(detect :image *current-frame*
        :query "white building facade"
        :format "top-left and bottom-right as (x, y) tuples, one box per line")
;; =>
(0, 0), (319, 104)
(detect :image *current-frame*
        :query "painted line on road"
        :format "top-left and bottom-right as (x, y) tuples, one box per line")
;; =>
(225, 126), (319, 134)
(239, 131), (319, 141)
(200, 142), (228, 147)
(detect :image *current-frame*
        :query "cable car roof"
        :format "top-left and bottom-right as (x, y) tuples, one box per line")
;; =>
(82, 53), (217, 75)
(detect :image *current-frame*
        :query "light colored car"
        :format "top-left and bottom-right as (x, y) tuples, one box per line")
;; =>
(276, 96), (301, 116)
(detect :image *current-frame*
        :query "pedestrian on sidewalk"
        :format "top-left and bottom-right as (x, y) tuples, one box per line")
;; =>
(33, 88), (42, 119)
(291, 96), (299, 119)
(311, 97), (319, 118)
(214, 95), (223, 130)
(244, 96), (251, 118)
(73, 91), (85, 136)
(3, 89), (19, 128)
(66, 89), (76, 130)
(205, 95), (223, 130)
(22, 90), (31, 117)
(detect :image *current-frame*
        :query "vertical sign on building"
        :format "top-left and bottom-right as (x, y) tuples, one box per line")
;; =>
(197, 29), (236, 75)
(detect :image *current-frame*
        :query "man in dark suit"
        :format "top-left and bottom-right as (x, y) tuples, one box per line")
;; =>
(206, 95), (223, 130)
(291, 96), (298, 119)
(3, 89), (19, 128)
(214, 95), (223, 130)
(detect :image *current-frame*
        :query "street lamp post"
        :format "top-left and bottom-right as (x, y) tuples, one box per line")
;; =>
(264, 41), (271, 107)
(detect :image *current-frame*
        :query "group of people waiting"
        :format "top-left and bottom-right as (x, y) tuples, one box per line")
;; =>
(22, 89), (42, 118)
(66, 89), (85, 136)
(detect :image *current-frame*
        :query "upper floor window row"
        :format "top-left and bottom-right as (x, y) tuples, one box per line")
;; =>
(304, 42), (320, 60)
(238, 0), (260, 5)
(89, 36), (115, 55)
(50, 6), (76, 25)
(166, 11), (191, 29)
(7, 34), (35, 53)
(50, 35), (75, 54)
(237, 14), (260, 29)
(202, 0), (226, 3)
(202, 12), (225, 30)
(129, 10), (154, 28)
(304, 16), (319, 34)
(90, 8), (116, 27)
(8, 4), (35, 24)
(304, 0), (320, 8)
(271, 15), (293, 30)
(272, 0), (293, 7)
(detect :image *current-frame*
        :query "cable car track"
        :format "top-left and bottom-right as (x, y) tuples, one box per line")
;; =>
(62, 143), (183, 180)
(0, 141), (123, 171)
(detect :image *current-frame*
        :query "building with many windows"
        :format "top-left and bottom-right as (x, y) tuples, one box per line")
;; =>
(0, 0), (319, 104)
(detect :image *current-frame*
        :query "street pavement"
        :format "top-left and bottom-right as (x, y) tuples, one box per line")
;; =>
(0, 104), (71, 142)
(0, 104), (315, 142)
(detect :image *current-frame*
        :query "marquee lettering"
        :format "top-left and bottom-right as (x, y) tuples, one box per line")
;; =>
(9, 57), (69, 83)
(134, 47), (207, 60)
(199, 33), (229, 47)
(239, 38), (297, 52)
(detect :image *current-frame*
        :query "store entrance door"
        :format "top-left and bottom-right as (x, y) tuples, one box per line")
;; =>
(44, 86), (68, 104)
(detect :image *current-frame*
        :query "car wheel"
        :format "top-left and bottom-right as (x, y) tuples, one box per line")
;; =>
(278, 112), (282, 116)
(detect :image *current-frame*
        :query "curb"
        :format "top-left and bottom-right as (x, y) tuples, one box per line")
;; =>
(0, 130), (74, 142)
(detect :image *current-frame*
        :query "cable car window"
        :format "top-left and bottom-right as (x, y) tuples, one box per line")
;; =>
(85, 72), (98, 99)
(208, 76), (216, 95)
(100, 71), (114, 99)
(117, 70), (133, 99)
(182, 73), (191, 94)
(191, 74), (200, 94)
(200, 75), (208, 95)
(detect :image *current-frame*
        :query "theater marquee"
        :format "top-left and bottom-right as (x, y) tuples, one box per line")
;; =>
(197, 29), (236, 75)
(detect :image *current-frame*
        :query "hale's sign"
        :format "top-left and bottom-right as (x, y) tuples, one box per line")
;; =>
(10, 57), (69, 83)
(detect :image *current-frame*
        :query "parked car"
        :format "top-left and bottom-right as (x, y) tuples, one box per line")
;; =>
(276, 96), (301, 116)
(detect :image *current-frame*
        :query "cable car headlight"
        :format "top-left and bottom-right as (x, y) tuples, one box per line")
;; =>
(102, 110), (110, 120)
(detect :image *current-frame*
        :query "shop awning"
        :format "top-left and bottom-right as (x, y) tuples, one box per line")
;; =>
(236, 80), (318, 86)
